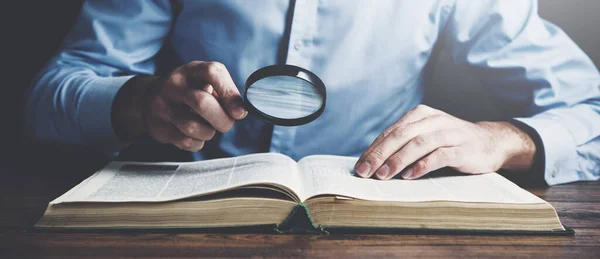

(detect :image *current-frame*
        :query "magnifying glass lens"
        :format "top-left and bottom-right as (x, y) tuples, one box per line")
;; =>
(246, 75), (323, 120)
(244, 65), (326, 126)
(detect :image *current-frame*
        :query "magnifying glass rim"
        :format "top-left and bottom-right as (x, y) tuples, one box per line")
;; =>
(244, 64), (326, 126)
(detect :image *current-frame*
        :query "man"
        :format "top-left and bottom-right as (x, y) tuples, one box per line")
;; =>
(25, 0), (599, 185)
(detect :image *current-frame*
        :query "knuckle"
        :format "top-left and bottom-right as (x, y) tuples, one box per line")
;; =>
(381, 128), (394, 138)
(182, 121), (197, 136)
(414, 104), (443, 116)
(415, 104), (429, 112)
(179, 138), (195, 151)
(205, 61), (225, 75)
(413, 135), (428, 146)
(186, 61), (203, 68)
(417, 160), (428, 173)
(166, 72), (185, 88)
(390, 127), (404, 138)
(368, 148), (385, 163)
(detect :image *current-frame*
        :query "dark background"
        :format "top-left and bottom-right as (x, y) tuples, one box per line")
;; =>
(1, 0), (599, 168)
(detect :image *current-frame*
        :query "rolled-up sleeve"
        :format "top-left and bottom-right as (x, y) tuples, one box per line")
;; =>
(24, 0), (172, 154)
(443, 0), (600, 185)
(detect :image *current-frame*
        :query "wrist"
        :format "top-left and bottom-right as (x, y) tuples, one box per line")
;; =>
(477, 121), (536, 172)
(111, 75), (160, 140)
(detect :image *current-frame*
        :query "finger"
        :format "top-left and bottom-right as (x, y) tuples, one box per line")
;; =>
(160, 70), (188, 102)
(389, 105), (442, 133)
(204, 84), (222, 99)
(201, 84), (214, 95)
(173, 136), (205, 152)
(207, 85), (220, 99)
(355, 105), (440, 172)
(402, 147), (461, 180)
(149, 120), (182, 144)
(183, 85), (218, 114)
(355, 115), (448, 178)
(379, 130), (465, 180)
(171, 111), (217, 141)
(183, 89), (235, 132)
(161, 69), (218, 100)
(186, 61), (247, 119)
(148, 121), (205, 152)
(200, 84), (220, 99)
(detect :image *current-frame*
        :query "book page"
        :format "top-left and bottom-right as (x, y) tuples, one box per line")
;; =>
(298, 155), (545, 204)
(53, 153), (304, 203)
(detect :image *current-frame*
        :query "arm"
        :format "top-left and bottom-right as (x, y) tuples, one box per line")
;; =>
(25, 0), (247, 156)
(24, 0), (172, 154)
(354, 0), (599, 185)
(443, 0), (600, 185)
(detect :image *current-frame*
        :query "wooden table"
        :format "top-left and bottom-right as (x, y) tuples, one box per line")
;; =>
(1, 161), (599, 258)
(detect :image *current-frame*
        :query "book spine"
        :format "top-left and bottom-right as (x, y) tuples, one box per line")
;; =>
(275, 204), (327, 234)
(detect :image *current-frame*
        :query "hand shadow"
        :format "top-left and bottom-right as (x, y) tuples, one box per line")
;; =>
(387, 167), (548, 188)
(388, 167), (464, 180)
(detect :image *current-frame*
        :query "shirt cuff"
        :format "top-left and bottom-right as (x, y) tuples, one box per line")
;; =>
(79, 75), (135, 154)
(513, 115), (580, 185)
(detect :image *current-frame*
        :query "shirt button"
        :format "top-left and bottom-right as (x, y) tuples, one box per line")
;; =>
(293, 41), (303, 50)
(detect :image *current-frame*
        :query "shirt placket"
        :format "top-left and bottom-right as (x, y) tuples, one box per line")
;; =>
(269, 0), (319, 156)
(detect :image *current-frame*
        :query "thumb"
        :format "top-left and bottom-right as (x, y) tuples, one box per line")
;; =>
(188, 61), (247, 119)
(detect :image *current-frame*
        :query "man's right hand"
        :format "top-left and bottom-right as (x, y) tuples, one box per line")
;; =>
(112, 61), (247, 152)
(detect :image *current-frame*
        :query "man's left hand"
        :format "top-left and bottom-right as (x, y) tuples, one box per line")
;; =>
(354, 105), (536, 180)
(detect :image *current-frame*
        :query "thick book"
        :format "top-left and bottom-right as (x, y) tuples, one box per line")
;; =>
(36, 153), (570, 234)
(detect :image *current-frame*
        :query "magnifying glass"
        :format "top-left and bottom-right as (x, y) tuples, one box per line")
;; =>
(243, 65), (326, 126)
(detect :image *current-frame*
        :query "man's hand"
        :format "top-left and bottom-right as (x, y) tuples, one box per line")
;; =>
(112, 61), (247, 152)
(354, 105), (536, 180)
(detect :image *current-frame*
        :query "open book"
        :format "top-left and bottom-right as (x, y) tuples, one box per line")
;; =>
(36, 153), (569, 234)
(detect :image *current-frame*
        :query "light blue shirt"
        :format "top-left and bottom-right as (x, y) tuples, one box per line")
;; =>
(25, 0), (600, 185)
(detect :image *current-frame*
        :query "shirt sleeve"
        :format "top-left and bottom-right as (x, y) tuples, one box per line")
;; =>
(24, 0), (172, 155)
(442, 0), (600, 185)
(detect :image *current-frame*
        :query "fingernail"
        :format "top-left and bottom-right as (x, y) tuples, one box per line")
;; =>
(355, 161), (371, 177)
(231, 102), (247, 119)
(375, 164), (390, 179)
(402, 168), (414, 180)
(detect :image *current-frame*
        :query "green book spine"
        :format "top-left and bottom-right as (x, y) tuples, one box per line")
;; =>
(275, 204), (327, 234)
